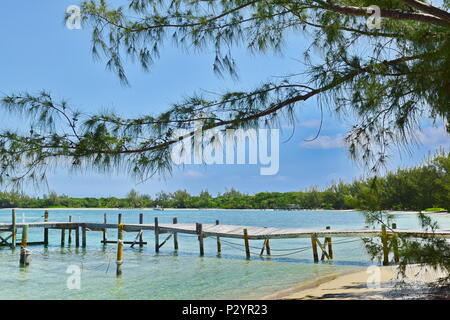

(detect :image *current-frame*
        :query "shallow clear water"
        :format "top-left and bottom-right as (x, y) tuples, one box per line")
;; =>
(1, 209), (449, 300)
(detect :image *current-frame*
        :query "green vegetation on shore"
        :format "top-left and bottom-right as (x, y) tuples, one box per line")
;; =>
(1, 151), (448, 211)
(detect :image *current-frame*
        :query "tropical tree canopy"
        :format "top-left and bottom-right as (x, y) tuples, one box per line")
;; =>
(0, 149), (448, 209)
(0, 0), (449, 187)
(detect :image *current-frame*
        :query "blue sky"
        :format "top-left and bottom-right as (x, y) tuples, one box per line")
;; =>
(0, 1), (448, 197)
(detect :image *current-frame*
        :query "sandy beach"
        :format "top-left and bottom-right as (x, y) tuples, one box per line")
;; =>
(262, 264), (448, 300)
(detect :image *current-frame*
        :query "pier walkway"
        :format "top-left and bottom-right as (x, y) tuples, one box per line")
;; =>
(1, 210), (450, 274)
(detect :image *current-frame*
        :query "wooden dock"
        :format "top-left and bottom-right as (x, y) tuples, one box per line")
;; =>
(2, 221), (450, 239)
(1, 210), (450, 275)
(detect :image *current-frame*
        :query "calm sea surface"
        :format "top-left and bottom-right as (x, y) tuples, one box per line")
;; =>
(1, 209), (449, 299)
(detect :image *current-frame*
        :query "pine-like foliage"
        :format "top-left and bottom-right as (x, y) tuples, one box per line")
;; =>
(0, 0), (449, 187)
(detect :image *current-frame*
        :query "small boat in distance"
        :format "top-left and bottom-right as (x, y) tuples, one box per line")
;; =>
(154, 205), (164, 211)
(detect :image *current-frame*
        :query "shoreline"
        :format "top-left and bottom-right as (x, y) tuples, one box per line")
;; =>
(0, 207), (444, 213)
(261, 264), (448, 300)
(1, 208), (448, 218)
(0, 207), (357, 211)
(0, 207), (277, 211)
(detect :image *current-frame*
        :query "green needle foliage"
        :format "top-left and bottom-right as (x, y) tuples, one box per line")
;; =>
(361, 152), (450, 295)
(363, 207), (450, 296)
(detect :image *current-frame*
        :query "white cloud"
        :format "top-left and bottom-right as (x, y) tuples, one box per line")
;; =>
(298, 127), (449, 150)
(415, 126), (450, 148)
(299, 134), (347, 149)
(273, 175), (288, 182)
(282, 119), (322, 130)
(298, 119), (322, 128)
(183, 170), (206, 179)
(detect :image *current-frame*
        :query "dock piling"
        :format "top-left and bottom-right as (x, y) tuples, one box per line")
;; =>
(381, 225), (389, 266)
(259, 241), (265, 256)
(215, 220), (221, 255)
(265, 239), (271, 255)
(19, 225), (31, 266)
(154, 217), (160, 253)
(243, 229), (250, 260)
(116, 223), (124, 276)
(21, 225), (28, 247)
(60, 227), (65, 247)
(81, 225), (87, 248)
(139, 213), (144, 248)
(325, 226), (333, 260)
(392, 223), (399, 263)
(197, 223), (204, 256)
(102, 214), (107, 244)
(173, 217), (179, 251)
(311, 234), (319, 263)
(317, 238), (330, 261)
(44, 210), (49, 246)
(11, 209), (16, 249)
(75, 225), (80, 247)
(68, 216), (72, 245)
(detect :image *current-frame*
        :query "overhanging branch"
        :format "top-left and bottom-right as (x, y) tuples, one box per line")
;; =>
(323, 2), (450, 27)
(398, 0), (450, 23)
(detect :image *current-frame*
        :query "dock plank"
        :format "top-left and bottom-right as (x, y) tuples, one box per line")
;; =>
(1, 221), (449, 240)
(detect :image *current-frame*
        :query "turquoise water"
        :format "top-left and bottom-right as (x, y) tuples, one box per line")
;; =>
(1, 209), (449, 300)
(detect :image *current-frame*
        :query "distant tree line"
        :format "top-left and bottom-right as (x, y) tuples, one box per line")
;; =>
(0, 151), (448, 211)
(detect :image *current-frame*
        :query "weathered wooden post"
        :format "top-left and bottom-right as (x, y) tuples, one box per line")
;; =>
(326, 226), (333, 260)
(75, 225), (80, 248)
(102, 213), (108, 244)
(117, 213), (122, 248)
(12, 209), (16, 249)
(243, 229), (250, 260)
(60, 226), (66, 247)
(154, 217), (160, 253)
(68, 216), (72, 245)
(19, 225), (31, 266)
(139, 213), (144, 248)
(43, 210), (49, 246)
(392, 223), (399, 263)
(215, 220), (221, 255)
(197, 223), (204, 256)
(81, 225), (87, 248)
(265, 239), (271, 255)
(173, 217), (179, 251)
(260, 239), (270, 256)
(116, 223), (124, 276)
(311, 234), (319, 263)
(260, 240), (266, 256)
(21, 225), (28, 248)
(381, 225), (389, 266)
